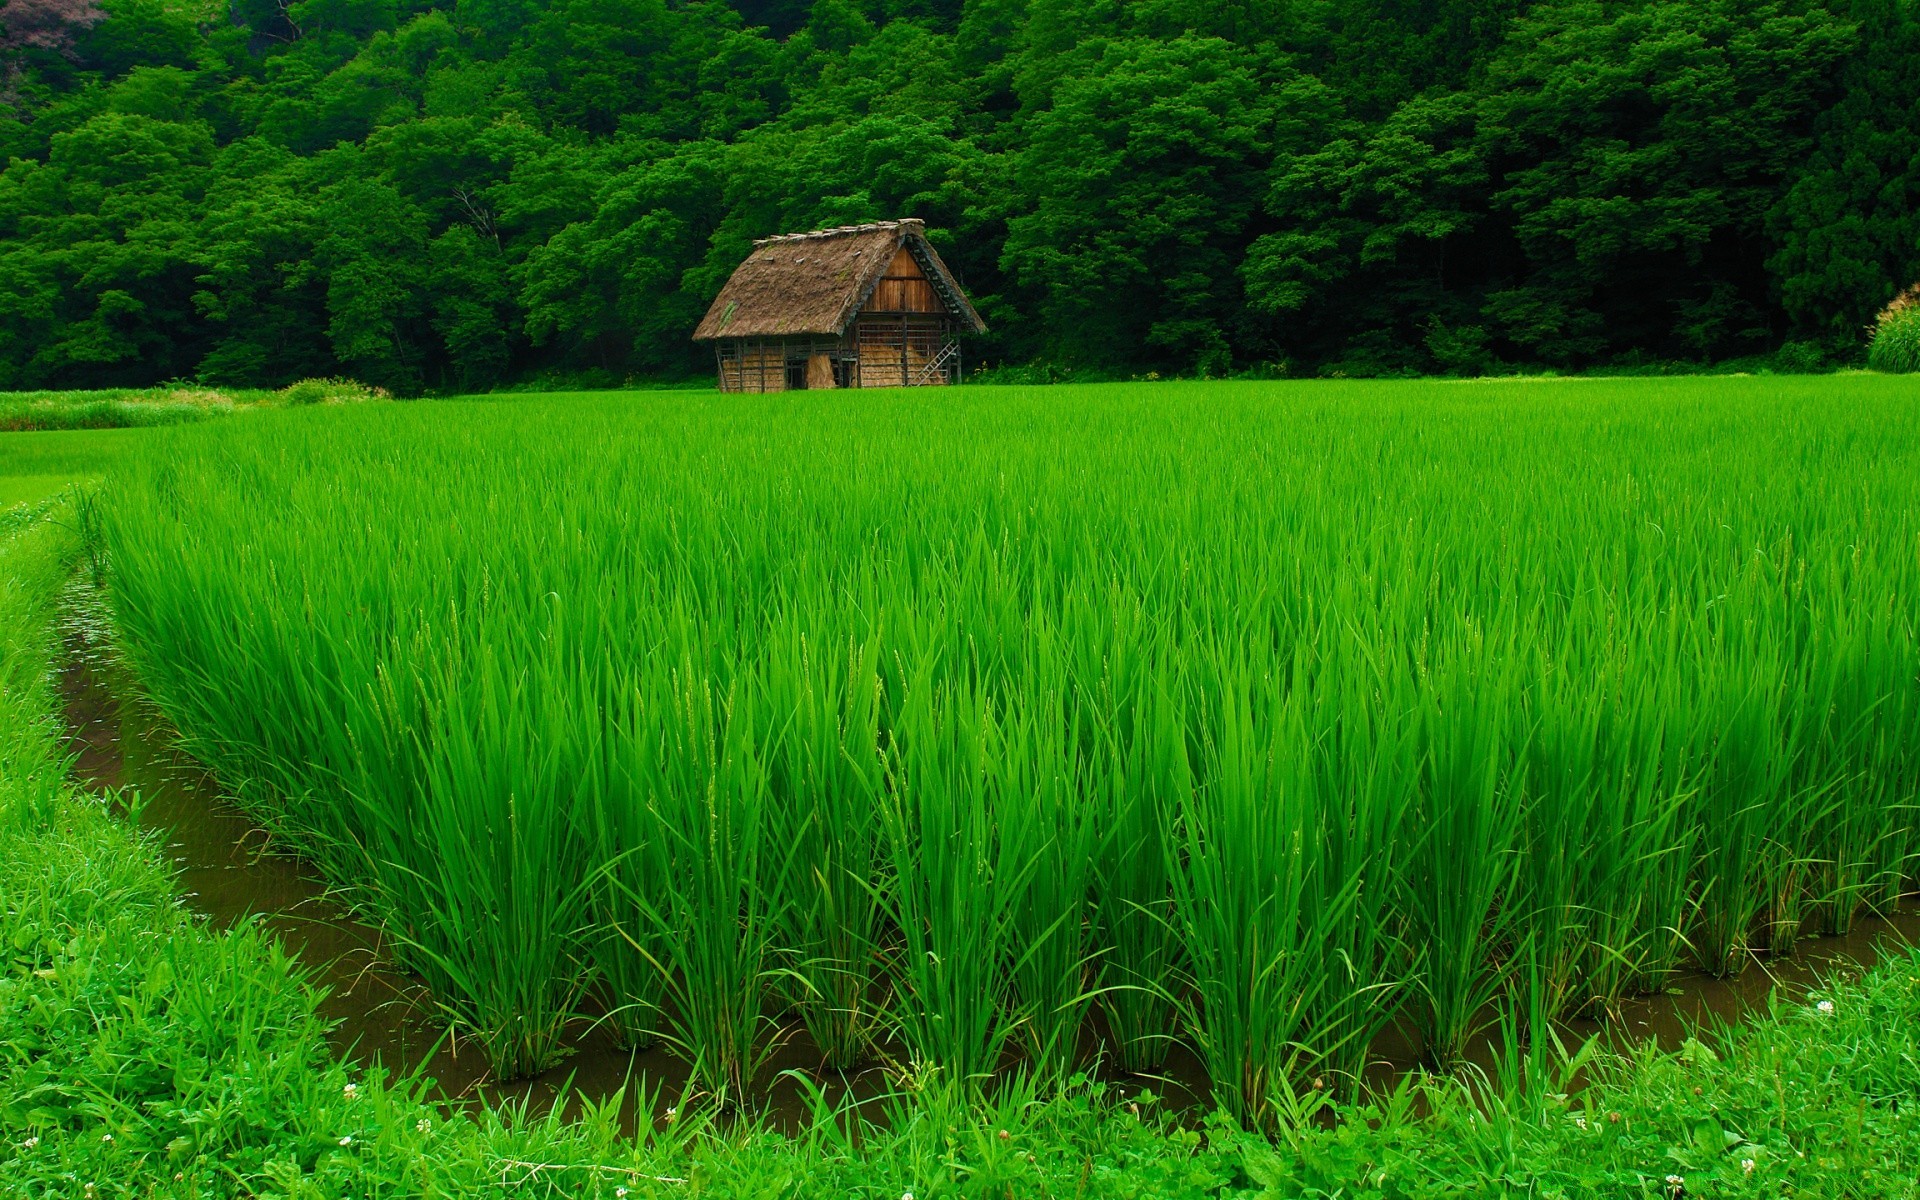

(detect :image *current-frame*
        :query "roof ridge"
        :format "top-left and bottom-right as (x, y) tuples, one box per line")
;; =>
(754, 218), (923, 247)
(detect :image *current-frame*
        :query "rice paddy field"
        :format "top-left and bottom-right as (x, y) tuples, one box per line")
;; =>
(0, 427), (145, 518)
(92, 376), (1920, 1129)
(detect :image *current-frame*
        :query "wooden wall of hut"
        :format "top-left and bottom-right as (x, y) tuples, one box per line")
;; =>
(862, 247), (943, 315)
(713, 322), (956, 392)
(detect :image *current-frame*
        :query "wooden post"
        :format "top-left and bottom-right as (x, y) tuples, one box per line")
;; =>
(900, 312), (908, 385)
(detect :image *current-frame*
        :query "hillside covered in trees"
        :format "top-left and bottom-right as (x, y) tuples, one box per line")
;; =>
(1, 0), (1917, 391)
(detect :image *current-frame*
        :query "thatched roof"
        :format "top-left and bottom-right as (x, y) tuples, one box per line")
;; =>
(692, 219), (987, 341)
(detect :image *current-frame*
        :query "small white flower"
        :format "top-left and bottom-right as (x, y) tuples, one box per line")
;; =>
(415, 1117), (432, 1134)
(101, 1132), (113, 1143)
(1816, 999), (1835, 1014)
(339, 1135), (353, 1147)
(1741, 1158), (1756, 1175)
(21, 1136), (38, 1149)
(617, 1190), (629, 1199)
(342, 1082), (359, 1100)
(902, 1193), (915, 1200)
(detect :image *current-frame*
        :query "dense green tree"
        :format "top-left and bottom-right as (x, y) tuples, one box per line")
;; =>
(0, 0), (1908, 387)
(1244, 88), (1483, 373)
(1476, 0), (1854, 363)
(1002, 34), (1275, 372)
(1768, 0), (1920, 350)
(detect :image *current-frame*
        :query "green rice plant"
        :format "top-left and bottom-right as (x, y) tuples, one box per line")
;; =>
(1170, 650), (1359, 1128)
(760, 623), (887, 1071)
(635, 663), (786, 1109)
(1525, 646), (1698, 1018)
(1687, 656), (1793, 978)
(1519, 676), (1604, 1018)
(1624, 807), (1698, 996)
(589, 673), (676, 1050)
(1866, 285), (1920, 373)
(1796, 581), (1915, 936)
(391, 645), (600, 1079)
(1616, 651), (1707, 997)
(878, 663), (1032, 1089)
(1584, 753), (1693, 1013)
(1861, 647), (1920, 916)
(1401, 645), (1528, 1068)
(1088, 652), (1188, 1076)
(1286, 602), (1417, 1088)
(999, 653), (1102, 1082)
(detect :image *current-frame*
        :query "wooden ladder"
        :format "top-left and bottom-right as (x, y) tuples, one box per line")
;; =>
(912, 339), (959, 386)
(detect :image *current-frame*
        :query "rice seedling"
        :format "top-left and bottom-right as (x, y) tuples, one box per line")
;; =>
(1401, 645), (1528, 1068)
(1293, 651), (1414, 1088)
(632, 661), (786, 1109)
(1088, 647), (1187, 1076)
(877, 662), (1032, 1089)
(1170, 648), (1366, 1128)
(999, 656), (1102, 1082)
(760, 622), (887, 1070)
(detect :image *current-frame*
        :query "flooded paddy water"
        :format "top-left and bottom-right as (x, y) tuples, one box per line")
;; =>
(57, 600), (1920, 1133)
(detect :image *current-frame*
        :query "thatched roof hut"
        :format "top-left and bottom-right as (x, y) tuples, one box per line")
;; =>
(693, 219), (985, 391)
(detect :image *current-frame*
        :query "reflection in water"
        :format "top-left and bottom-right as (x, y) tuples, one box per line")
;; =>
(57, 600), (1918, 1132)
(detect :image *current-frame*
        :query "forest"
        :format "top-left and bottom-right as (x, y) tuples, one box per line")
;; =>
(1, 0), (1916, 391)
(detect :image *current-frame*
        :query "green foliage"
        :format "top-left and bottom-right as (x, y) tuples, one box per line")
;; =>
(0, 0), (1912, 384)
(1767, 0), (1920, 346)
(1002, 34), (1274, 371)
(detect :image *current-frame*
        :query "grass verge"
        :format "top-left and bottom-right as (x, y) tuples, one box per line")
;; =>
(3, 499), (1919, 1197)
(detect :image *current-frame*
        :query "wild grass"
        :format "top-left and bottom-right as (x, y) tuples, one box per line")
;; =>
(93, 377), (1920, 1124)
(0, 380), (386, 432)
(1867, 284), (1920, 372)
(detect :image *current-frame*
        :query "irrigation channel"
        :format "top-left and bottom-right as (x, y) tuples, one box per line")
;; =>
(57, 596), (1920, 1135)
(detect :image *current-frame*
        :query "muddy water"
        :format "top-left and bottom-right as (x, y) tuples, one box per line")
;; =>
(55, 610), (1920, 1129)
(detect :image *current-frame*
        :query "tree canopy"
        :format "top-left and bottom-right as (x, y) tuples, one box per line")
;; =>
(0, 0), (1913, 390)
